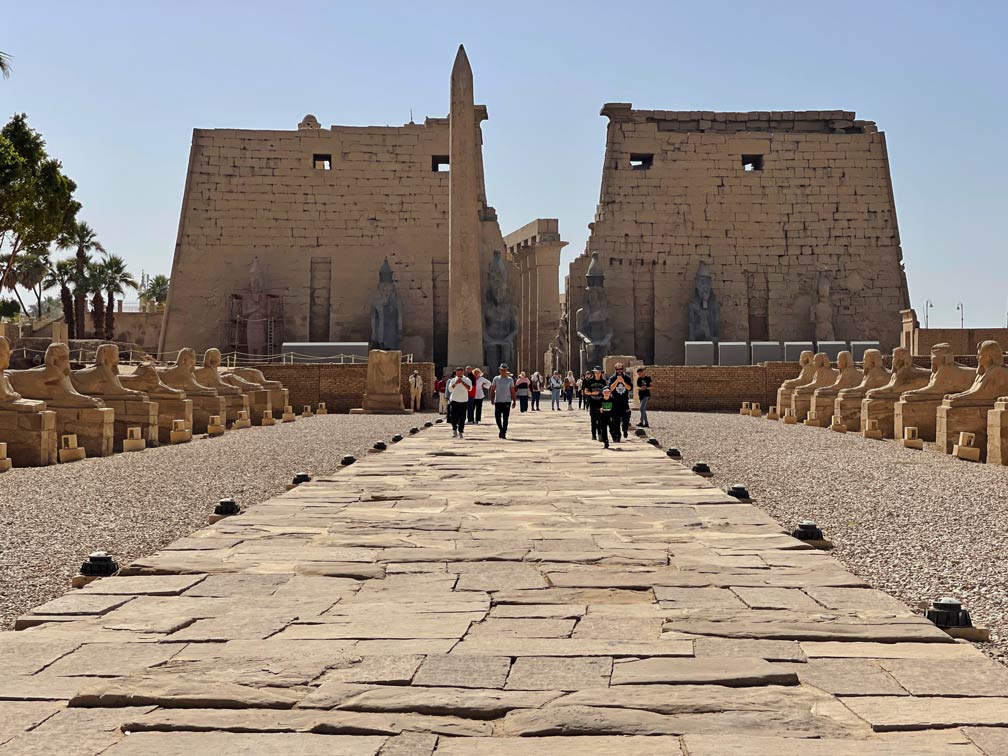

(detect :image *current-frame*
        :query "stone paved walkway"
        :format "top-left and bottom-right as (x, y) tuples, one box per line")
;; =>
(2, 410), (1008, 755)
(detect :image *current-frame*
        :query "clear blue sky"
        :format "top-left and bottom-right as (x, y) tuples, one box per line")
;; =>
(4, 0), (1005, 327)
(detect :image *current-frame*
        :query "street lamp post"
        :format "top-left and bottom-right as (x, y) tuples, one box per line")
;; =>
(925, 299), (934, 329)
(956, 302), (964, 329)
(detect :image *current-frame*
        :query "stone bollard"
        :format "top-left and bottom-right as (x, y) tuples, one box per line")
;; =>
(123, 426), (146, 452)
(901, 426), (924, 450)
(765, 405), (779, 421)
(790, 519), (833, 550)
(953, 432), (981, 462)
(301, 404), (313, 418)
(862, 418), (883, 440)
(233, 409), (252, 429)
(209, 498), (240, 524)
(782, 408), (798, 425)
(739, 402), (751, 416)
(261, 409), (276, 426)
(207, 415), (226, 437)
(0, 442), (10, 473)
(750, 403), (762, 418)
(316, 402), (328, 415)
(58, 434), (86, 463)
(170, 419), (192, 444)
(829, 414), (847, 433)
(282, 405), (297, 423)
(72, 551), (118, 588)
(924, 597), (990, 642)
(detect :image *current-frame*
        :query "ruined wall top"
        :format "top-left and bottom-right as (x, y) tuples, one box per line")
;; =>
(599, 103), (878, 134)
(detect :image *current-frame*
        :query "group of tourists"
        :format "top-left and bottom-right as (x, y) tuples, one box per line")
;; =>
(433, 362), (652, 446)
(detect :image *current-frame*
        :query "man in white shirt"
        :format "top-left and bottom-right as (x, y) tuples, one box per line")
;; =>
(446, 366), (473, 438)
(408, 369), (424, 412)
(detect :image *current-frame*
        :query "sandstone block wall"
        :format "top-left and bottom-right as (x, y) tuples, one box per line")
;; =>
(160, 115), (509, 368)
(257, 362), (435, 414)
(568, 106), (910, 366)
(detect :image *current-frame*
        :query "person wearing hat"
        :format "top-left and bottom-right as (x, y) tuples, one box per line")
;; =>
(408, 369), (424, 412)
(582, 365), (609, 442)
(471, 368), (492, 424)
(489, 363), (517, 439)
(446, 366), (472, 438)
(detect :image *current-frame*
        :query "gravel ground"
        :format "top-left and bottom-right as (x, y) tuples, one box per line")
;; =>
(0, 414), (427, 630)
(648, 410), (1008, 665)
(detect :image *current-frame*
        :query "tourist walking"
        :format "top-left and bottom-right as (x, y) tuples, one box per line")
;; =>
(446, 366), (472, 438)
(564, 370), (576, 409)
(472, 368), (491, 424)
(583, 371), (594, 412)
(489, 363), (517, 439)
(515, 371), (531, 412)
(464, 366), (477, 423)
(434, 372), (448, 414)
(549, 371), (563, 410)
(408, 369), (424, 412)
(597, 387), (620, 448)
(608, 362), (633, 440)
(583, 366), (609, 441)
(530, 371), (543, 411)
(636, 366), (652, 428)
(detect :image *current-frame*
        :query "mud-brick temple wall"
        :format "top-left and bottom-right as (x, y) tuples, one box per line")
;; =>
(160, 114), (507, 368)
(642, 363), (801, 412)
(569, 106), (910, 367)
(256, 363), (436, 414)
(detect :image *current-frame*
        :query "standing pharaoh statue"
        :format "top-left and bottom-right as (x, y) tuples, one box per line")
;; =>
(483, 250), (518, 370)
(243, 257), (269, 358)
(687, 262), (720, 341)
(370, 258), (402, 351)
(575, 253), (613, 374)
(812, 270), (835, 341)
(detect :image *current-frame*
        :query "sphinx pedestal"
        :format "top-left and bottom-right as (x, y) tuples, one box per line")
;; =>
(834, 397), (864, 433)
(936, 403), (990, 461)
(53, 407), (115, 458)
(987, 400), (1008, 466)
(221, 393), (249, 428)
(266, 387), (289, 416)
(240, 389), (271, 425)
(777, 387), (797, 418)
(155, 398), (194, 445)
(894, 398), (941, 442)
(190, 395), (227, 435)
(790, 393), (814, 424)
(861, 397), (898, 439)
(0, 405), (58, 466)
(101, 398), (159, 452)
(805, 394), (836, 428)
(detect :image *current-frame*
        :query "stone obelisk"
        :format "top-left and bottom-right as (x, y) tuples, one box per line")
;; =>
(447, 44), (484, 369)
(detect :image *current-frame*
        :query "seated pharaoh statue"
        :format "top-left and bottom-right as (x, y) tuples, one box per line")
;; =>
(120, 363), (186, 399)
(8, 343), (104, 409)
(194, 348), (244, 395)
(838, 349), (891, 400)
(157, 348), (218, 396)
(865, 347), (930, 402)
(899, 343), (974, 403)
(944, 340), (1008, 408)
(71, 344), (149, 401)
(0, 336), (44, 410)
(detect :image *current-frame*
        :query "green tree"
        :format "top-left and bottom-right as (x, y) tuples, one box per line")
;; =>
(43, 257), (77, 336)
(86, 260), (105, 339)
(0, 115), (79, 298)
(141, 273), (170, 305)
(0, 51), (11, 80)
(0, 248), (49, 315)
(100, 254), (138, 339)
(57, 219), (104, 338)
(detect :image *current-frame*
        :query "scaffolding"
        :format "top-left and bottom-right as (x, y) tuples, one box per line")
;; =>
(224, 292), (285, 363)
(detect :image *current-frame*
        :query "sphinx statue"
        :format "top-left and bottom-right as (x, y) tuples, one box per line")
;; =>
(370, 258), (402, 351)
(0, 336), (43, 410)
(71, 344), (149, 401)
(194, 349), (243, 396)
(687, 261), (720, 341)
(575, 253), (613, 374)
(935, 341), (1008, 459)
(791, 353), (838, 422)
(230, 366), (289, 413)
(776, 350), (815, 416)
(483, 250), (518, 370)
(832, 349), (890, 431)
(811, 271), (835, 341)
(860, 347), (930, 438)
(0, 336), (56, 466)
(120, 363), (186, 400)
(9, 343), (104, 409)
(157, 348), (218, 396)
(895, 342), (975, 442)
(808, 351), (862, 427)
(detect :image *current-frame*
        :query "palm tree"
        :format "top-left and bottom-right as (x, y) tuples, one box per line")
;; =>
(43, 258), (76, 336)
(101, 254), (138, 340)
(0, 249), (48, 316)
(0, 51), (11, 80)
(58, 220), (105, 339)
(86, 260), (106, 339)
(142, 274), (170, 306)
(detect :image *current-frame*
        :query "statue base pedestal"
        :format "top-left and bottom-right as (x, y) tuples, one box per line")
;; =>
(240, 389), (271, 425)
(987, 401), (1008, 466)
(156, 398), (193, 445)
(834, 397), (864, 433)
(806, 395), (837, 428)
(895, 398), (941, 442)
(861, 397), (898, 439)
(53, 407), (114, 458)
(99, 397), (159, 452)
(790, 393), (814, 424)
(936, 403), (990, 460)
(221, 393), (249, 428)
(267, 387), (289, 414)
(0, 404), (58, 466)
(776, 388), (797, 416)
(350, 393), (412, 415)
(190, 395), (227, 435)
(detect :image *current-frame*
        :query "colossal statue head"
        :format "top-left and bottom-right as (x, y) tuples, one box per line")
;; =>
(487, 250), (508, 304)
(892, 347), (912, 372)
(978, 340), (1004, 373)
(585, 252), (605, 289)
(836, 351), (852, 370)
(204, 348), (223, 370)
(695, 261), (712, 302)
(0, 336), (9, 371)
(862, 349), (883, 372)
(817, 270), (831, 299)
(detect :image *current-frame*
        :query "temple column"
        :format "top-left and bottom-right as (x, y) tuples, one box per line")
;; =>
(534, 238), (566, 373)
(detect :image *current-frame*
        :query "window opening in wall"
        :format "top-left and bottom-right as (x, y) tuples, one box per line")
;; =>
(742, 155), (764, 171)
(630, 153), (654, 170)
(313, 154), (332, 170)
(432, 155), (450, 172)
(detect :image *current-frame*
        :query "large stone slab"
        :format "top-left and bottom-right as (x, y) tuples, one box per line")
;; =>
(610, 657), (797, 687)
(842, 696), (1008, 731)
